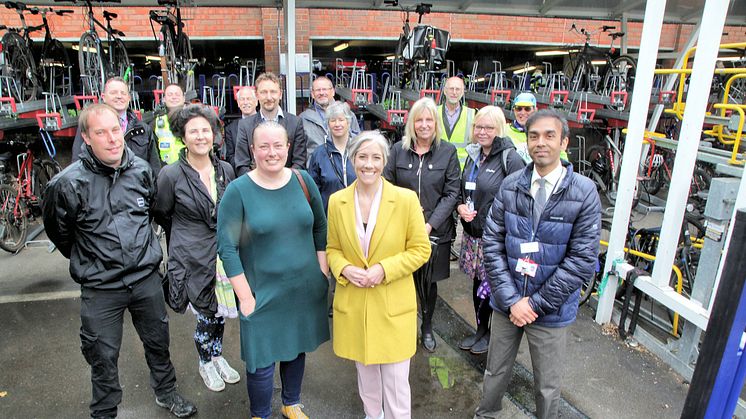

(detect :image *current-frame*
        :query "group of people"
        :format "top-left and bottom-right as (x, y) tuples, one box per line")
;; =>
(42, 71), (600, 419)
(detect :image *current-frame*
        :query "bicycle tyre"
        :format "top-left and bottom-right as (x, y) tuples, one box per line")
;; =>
(609, 55), (637, 94)
(78, 32), (105, 95)
(1, 32), (39, 102)
(41, 39), (72, 95)
(109, 38), (130, 80)
(32, 159), (61, 207)
(163, 28), (178, 83)
(0, 184), (28, 253)
(564, 56), (593, 92)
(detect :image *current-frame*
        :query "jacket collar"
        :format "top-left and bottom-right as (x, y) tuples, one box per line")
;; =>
(336, 178), (396, 264)
(465, 136), (515, 165)
(80, 143), (134, 175)
(517, 160), (574, 194)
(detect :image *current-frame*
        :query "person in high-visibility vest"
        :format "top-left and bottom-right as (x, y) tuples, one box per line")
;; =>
(154, 83), (186, 165)
(437, 76), (475, 168)
(506, 92), (568, 162)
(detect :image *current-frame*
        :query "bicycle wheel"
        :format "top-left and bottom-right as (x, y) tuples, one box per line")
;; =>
(1, 32), (39, 102)
(0, 184), (28, 253)
(564, 56), (592, 92)
(109, 38), (130, 79)
(78, 32), (105, 95)
(41, 39), (72, 95)
(32, 159), (61, 207)
(609, 55), (636, 93)
(176, 32), (193, 83)
(163, 28), (178, 83)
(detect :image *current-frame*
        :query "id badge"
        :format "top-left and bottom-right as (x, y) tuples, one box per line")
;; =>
(515, 257), (538, 277)
(520, 241), (540, 254)
(465, 181), (477, 191)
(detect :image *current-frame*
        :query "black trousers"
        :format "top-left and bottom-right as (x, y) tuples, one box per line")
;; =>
(79, 273), (176, 417)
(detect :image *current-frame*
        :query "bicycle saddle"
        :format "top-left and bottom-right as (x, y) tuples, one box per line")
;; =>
(157, 0), (177, 5)
(609, 32), (625, 39)
(103, 10), (117, 20)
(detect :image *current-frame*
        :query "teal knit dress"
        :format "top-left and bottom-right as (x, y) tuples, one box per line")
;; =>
(217, 170), (330, 373)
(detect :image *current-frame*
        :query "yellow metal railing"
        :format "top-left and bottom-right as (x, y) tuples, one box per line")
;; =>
(600, 240), (685, 337)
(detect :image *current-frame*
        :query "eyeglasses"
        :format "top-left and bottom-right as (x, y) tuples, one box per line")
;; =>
(514, 106), (534, 112)
(474, 125), (497, 132)
(313, 87), (333, 92)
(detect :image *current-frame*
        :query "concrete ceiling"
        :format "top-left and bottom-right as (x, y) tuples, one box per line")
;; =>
(20, 0), (746, 26)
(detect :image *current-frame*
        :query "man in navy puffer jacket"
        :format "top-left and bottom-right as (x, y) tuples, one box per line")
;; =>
(475, 109), (601, 419)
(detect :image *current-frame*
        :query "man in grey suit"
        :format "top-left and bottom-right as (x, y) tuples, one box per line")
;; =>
(233, 72), (307, 175)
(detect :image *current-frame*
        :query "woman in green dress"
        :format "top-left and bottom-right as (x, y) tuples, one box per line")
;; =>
(217, 121), (329, 419)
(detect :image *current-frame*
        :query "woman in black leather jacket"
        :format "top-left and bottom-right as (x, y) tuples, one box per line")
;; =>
(383, 97), (461, 352)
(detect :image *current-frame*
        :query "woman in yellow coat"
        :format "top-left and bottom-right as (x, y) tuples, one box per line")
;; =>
(327, 130), (431, 419)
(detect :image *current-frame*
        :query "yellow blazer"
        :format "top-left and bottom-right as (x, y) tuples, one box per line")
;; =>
(327, 179), (431, 365)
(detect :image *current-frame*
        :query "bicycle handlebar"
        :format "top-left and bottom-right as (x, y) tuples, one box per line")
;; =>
(157, 0), (178, 6)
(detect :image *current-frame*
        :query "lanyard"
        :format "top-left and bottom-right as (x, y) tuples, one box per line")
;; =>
(326, 142), (348, 187)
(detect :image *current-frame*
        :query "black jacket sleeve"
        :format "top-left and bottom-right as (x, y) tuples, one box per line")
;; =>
(42, 178), (79, 259)
(233, 117), (253, 176)
(152, 166), (175, 238)
(289, 118), (308, 169)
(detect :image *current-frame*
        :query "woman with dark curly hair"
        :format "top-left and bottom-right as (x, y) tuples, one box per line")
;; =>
(153, 103), (240, 393)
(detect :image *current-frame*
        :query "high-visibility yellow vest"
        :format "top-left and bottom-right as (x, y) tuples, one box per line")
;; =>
(505, 122), (569, 163)
(154, 114), (185, 165)
(437, 104), (475, 168)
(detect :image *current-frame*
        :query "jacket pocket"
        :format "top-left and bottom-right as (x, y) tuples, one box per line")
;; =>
(332, 285), (349, 314)
(386, 282), (417, 317)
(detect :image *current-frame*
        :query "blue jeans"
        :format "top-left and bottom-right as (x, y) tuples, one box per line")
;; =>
(246, 353), (305, 418)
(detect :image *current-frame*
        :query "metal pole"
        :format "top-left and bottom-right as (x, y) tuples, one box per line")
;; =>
(650, 0), (727, 289)
(283, 0), (297, 114)
(595, 0), (666, 324)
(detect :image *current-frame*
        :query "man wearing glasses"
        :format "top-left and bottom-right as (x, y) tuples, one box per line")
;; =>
(437, 76), (475, 168)
(300, 76), (361, 160)
(506, 92), (567, 162)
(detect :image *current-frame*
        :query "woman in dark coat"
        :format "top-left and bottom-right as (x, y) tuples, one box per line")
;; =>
(456, 106), (525, 355)
(383, 97), (461, 352)
(153, 104), (239, 393)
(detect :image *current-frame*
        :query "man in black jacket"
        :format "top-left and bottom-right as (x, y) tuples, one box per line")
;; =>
(71, 77), (161, 176)
(222, 85), (257, 166)
(43, 103), (196, 419)
(233, 72), (307, 175)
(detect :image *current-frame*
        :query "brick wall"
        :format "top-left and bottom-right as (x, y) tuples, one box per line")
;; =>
(1, 6), (743, 74)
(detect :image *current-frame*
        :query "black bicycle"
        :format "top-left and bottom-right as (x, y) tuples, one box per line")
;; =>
(563, 24), (637, 96)
(149, 0), (193, 86)
(0, 1), (73, 102)
(68, 0), (130, 95)
(393, 3), (450, 91)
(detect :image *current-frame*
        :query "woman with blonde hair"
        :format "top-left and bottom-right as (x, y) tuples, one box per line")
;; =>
(328, 130), (431, 419)
(383, 97), (460, 352)
(456, 106), (525, 355)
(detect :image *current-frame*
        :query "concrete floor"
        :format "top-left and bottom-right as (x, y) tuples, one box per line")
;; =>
(0, 228), (524, 419)
(0, 220), (693, 418)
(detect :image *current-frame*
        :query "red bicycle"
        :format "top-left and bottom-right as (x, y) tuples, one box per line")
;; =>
(0, 131), (60, 253)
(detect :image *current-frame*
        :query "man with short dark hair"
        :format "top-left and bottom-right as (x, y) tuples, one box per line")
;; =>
(475, 109), (600, 419)
(71, 77), (161, 175)
(233, 72), (307, 175)
(43, 103), (197, 419)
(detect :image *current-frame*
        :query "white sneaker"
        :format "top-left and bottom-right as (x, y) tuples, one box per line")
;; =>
(212, 356), (241, 384)
(199, 361), (225, 392)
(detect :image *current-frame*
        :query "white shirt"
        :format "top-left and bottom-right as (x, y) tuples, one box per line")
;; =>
(530, 163), (566, 199)
(260, 107), (284, 123)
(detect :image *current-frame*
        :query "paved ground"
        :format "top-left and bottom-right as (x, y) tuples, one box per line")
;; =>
(0, 224), (693, 418)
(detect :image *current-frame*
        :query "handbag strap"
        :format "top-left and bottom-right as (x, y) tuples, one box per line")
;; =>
(291, 168), (311, 204)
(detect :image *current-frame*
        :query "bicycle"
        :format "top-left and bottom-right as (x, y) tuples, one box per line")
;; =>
(0, 1), (73, 102)
(149, 0), (194, 86)
(68, 0), (130, 95)
(563, 24), (637, 96)
(392, 3), (450, 91)
(0, 131), (61, 253)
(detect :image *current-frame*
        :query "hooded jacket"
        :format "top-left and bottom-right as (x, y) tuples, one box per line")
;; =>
(42, 145), (162, 289)
(483, 161), (601, 327)
(152, 149), (235, 314)
(460, 137), (525, 238)
(307, 137), (357, 212)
